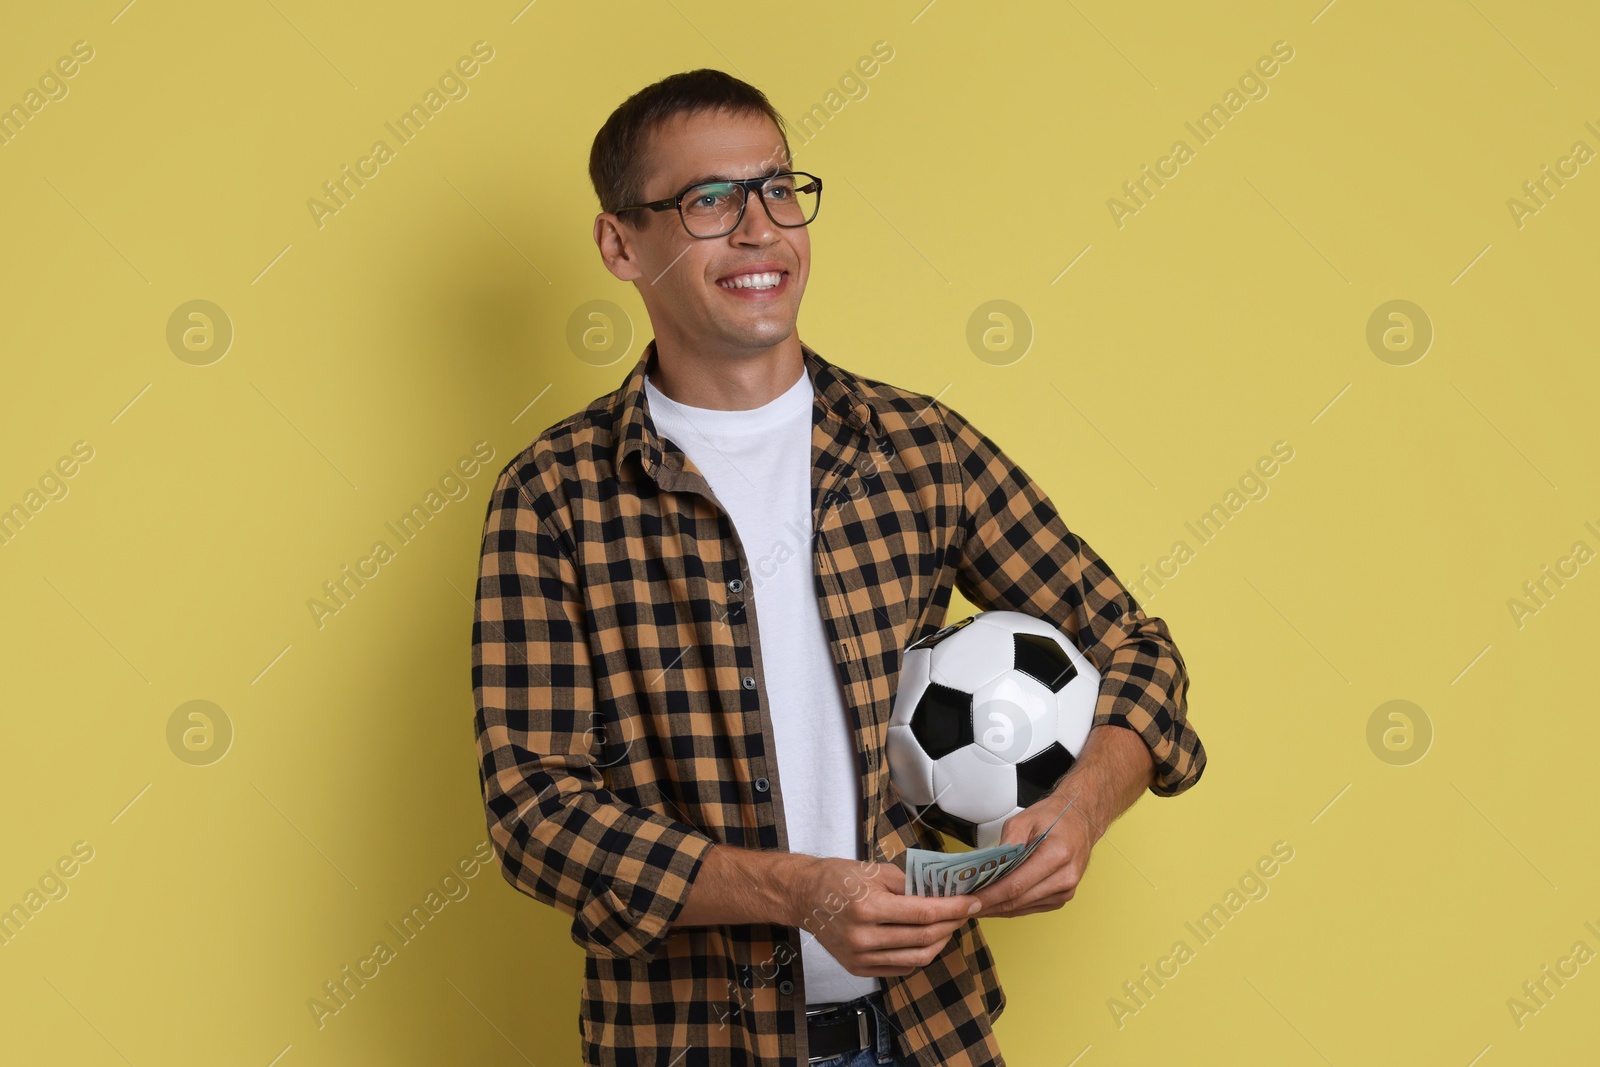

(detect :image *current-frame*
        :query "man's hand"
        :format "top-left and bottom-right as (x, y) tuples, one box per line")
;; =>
(791, 856), (981, 978)
(968, 793), (1095, 917)
(969, 723), (1157, 918)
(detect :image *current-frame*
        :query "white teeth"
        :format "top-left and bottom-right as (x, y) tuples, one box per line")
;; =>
(719, 271), (783, 290)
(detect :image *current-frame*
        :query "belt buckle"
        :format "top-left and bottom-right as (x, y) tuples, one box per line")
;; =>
(805, 1002), (872, 1064)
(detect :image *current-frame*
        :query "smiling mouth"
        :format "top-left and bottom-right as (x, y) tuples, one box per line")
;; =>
(717, 270), (787, 291)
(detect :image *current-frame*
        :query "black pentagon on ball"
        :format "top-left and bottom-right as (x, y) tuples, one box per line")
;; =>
(1016, 742), (1076, 808)
(920, 803), (980, 848)
(909, 682), (972, 760)
(1013, 633), (1079, 693)
(907, 614), (975, 651)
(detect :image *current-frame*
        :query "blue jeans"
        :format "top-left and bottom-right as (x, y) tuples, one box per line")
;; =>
(808, 996), (907, 1067)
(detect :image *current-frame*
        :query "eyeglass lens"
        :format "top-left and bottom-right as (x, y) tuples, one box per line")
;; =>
(680, 174), (818, 237)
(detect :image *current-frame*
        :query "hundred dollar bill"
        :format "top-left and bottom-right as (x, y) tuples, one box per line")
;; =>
(902, 792), (1081, 896)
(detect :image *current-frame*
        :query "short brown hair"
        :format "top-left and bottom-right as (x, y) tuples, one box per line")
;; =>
(588, 68), (792, 227)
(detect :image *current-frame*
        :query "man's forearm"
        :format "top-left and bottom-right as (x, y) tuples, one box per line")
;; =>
(675, 844), (814, 927)
(676, 727), (1153, 927)
(1050, 723), (1156, 842)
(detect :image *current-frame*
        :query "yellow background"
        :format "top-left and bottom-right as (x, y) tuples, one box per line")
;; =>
(2, 0), (1596, 1064)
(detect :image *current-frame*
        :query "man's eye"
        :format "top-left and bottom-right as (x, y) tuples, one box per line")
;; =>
(691, 183), (736, 207)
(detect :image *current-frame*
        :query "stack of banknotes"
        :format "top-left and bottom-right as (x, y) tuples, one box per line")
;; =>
(901, 801), (1074, 897)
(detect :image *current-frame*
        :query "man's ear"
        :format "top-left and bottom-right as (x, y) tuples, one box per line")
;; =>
(594, 212), (645, 282)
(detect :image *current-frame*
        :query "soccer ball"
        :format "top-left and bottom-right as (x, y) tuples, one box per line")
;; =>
(887, 610), (1100, 848)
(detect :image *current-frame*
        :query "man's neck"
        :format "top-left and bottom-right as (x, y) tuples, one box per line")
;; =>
(647, 337), (806, 411)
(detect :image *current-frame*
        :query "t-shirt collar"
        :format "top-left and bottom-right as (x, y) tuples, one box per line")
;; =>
(614, 338), (880, 476)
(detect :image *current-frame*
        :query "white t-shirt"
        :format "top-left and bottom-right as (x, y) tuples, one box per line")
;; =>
(645, 366), (882, 1006)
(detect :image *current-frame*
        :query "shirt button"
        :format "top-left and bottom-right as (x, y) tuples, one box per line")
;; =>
(754, 777), (770, 793)
(778, 980), (795, 996)
(742, 675), (756, 690)
(728, 578), (744, 593)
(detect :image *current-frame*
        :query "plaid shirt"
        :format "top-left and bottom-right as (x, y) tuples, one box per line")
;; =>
(472, 339), (1205, 1066)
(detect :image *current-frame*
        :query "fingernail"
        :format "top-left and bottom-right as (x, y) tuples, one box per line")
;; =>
(968, 900), (983, 915)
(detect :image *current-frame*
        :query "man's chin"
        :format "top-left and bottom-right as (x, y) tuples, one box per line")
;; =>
(712, 316), (798, 351)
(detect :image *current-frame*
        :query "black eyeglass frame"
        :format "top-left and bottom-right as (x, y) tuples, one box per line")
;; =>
(613, 171), (824, 238)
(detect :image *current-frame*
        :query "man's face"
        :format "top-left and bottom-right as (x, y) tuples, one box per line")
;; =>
(594, 109), (810, 360)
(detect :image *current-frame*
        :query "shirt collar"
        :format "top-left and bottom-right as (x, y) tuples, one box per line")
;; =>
(613, 338), (881, 475)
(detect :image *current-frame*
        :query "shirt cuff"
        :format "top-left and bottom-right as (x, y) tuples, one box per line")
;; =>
(567, 827), (718, 961)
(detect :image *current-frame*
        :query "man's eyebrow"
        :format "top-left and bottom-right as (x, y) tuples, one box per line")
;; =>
(674, 165), (789, 190)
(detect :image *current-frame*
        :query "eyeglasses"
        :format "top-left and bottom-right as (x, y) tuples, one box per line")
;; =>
(615, 171), (823, 239)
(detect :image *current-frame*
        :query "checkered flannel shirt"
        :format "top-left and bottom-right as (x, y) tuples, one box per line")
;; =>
(472, 339), (1205, 1066)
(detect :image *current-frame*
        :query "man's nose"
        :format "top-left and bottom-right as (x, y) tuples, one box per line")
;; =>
(731, 185), (778, 242)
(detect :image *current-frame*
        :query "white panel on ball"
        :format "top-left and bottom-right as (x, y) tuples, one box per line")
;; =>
(927, 617), (1013, 692)
(886, 724), (935, 806)
(889, 646), (931, 728)
(931, 745), (1016, 824)
(970, 671), (1059, 765)
(1056, 682), (1095, 756)
(972, 815), (1014, 849)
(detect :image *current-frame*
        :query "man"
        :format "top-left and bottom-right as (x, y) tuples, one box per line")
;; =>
(472, 69), (1206, 1067)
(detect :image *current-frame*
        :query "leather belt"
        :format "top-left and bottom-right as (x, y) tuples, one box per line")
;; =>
(806, 992), (883, 1064)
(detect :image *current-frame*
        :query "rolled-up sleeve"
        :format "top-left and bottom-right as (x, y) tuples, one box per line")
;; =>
(937, 399), (1206, 796)
(471, 463), (716, 959)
